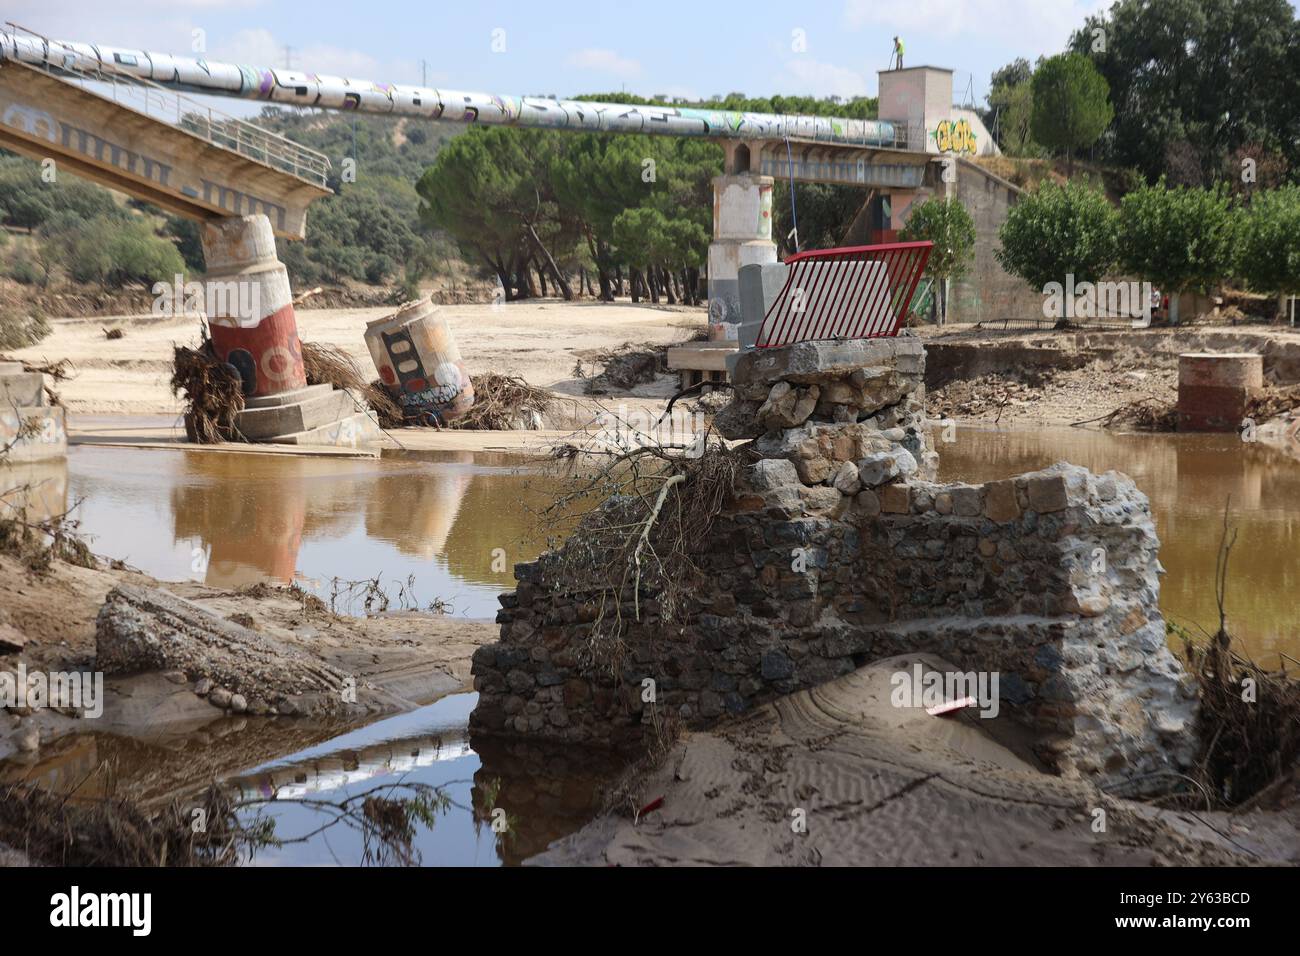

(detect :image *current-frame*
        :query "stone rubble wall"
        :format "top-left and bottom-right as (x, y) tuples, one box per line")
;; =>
(470, 337), (1197, 786)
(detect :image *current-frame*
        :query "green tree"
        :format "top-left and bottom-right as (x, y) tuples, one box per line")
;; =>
(1071, 0), (1298, 182)
(983, 58), (1046, 157)
(899, 197), (976, 325)
(44, 214), (184, 289)
(1118, 181), (1238, 324)
(995, 180), (1119, 296)
(1030, 53), (1113, 173)
(1235, 185), (1300, 320)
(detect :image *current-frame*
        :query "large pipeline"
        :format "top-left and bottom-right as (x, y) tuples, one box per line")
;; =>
(0, 28), (905, 149)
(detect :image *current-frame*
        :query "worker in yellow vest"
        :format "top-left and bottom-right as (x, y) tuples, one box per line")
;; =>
(893, 36), (905, 69)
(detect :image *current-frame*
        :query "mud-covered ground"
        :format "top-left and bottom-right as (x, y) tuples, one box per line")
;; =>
(920, 324), (1300, 448)
(0, 547), (495, 765)
(535, 656), (1300, 867)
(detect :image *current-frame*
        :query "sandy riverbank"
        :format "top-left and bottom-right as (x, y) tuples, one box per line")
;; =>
(534, 654), (1300, 867)
(8, 300), (708, 417)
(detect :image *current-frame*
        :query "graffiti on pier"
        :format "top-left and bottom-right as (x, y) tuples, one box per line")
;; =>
(931, 118), (978, 155)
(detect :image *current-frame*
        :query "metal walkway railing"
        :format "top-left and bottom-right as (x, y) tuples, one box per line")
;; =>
(755, 241), (933, 347)
(1, 22), (329, 188)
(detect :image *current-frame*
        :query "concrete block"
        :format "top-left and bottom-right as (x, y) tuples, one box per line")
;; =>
(0, 371), (45, 409)
(730, 336), (925, 385)
(242, 384), (335, 408)
(273, 411), (383, 448)
(737, 261), (790, 349)
(0, 406), (66, 462)
(235, 387), (355, 440)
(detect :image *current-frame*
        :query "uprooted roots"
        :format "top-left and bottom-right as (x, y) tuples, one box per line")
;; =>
(171, 343), (245, 444)
(1176, 503), (1300, 809)
(539, 438), (743, 678)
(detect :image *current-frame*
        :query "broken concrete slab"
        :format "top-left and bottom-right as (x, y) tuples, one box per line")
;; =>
(95, 583), (356, 716)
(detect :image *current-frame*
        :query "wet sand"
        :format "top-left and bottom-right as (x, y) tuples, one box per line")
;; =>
(0, 550), (495, 764)
(533, 655), (1300, 867)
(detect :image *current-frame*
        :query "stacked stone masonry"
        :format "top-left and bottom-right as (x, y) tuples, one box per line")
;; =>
(470, 337), (1196, 787)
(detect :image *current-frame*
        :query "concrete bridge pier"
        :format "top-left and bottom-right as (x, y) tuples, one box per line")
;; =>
(201, 214), (306, 399)
(707, 140), (777, 338)
(200, 214), (380, 447)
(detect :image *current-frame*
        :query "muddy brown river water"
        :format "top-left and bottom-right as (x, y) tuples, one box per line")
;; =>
(2, 426), (1297, 865)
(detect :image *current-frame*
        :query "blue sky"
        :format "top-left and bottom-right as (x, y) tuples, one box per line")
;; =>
(14, 0), (1113, 106)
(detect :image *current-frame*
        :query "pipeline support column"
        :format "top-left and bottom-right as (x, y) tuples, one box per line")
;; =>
(707, 172), (777, 339)
(201, 214), (306, 398)
(199, 213), (379, 447)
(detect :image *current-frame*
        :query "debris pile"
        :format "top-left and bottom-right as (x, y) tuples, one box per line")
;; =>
(171, 342), (245, 443)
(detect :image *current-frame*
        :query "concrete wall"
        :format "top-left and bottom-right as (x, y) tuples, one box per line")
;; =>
(947, 159), (1043, 324)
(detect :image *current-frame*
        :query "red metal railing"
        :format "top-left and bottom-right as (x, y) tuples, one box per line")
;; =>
(754, 240), (933, 347)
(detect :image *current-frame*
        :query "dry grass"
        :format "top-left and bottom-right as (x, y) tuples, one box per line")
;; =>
(0, 782), (256, 867)
(364, 380), (405, 429)
(301, 341), (367, 393)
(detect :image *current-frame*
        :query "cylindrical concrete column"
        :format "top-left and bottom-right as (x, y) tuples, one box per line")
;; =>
(365, 296), (474, 423)
(1176, 352), (1263, 432)
(201, 214), (306, 398)
(707, 172), (777, 338)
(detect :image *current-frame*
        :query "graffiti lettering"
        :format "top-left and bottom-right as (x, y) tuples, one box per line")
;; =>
(932, 118), (978, 156)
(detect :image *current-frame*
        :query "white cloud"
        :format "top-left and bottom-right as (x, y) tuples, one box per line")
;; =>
(214, 28), (419, 83)
(564, 48), (644, 79)
(777, 57), (869, 99)
(843, 0), (1108, 51)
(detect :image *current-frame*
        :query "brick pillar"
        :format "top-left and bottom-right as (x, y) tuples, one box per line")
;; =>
(1176, 352), (1262, 432)
(201, 214), (306, 398)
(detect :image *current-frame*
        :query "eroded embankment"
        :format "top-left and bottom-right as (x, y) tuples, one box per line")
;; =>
(922, 326), (1300, 440)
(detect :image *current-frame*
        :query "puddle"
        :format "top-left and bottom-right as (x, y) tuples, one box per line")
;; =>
(13, 446), (569, 619)
(1, 692), (627, 867)
(937, 426), (1300, 665)
(5, 427), (1298, 865)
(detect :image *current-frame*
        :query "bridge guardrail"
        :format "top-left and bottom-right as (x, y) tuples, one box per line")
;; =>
(1, 22), (329, 188)
(755, 241), (933, 347)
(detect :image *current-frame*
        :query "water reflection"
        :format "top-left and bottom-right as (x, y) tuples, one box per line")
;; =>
(67, 447), (563, 617)
(937, 426), (1300, 665)
(0, 693), (625, 866)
